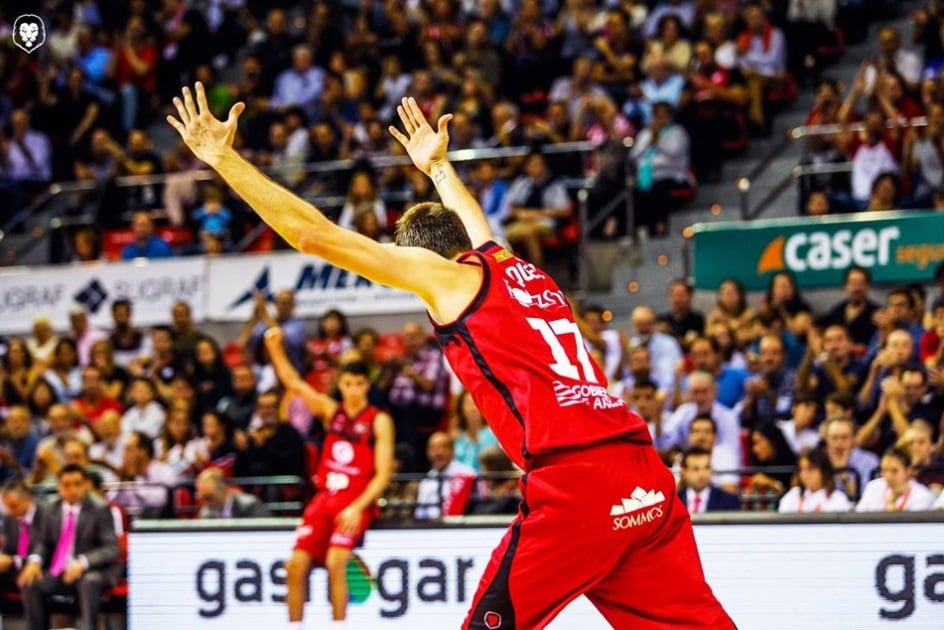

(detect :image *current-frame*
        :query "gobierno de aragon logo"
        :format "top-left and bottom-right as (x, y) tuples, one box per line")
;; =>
(12, 14), (46, 54)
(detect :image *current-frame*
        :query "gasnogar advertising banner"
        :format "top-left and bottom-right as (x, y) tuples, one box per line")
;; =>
(0, 257), (205, 335)
(204, 251), (424, 321)
(129, 522), (944, 629)
(691, 211), (944, 291)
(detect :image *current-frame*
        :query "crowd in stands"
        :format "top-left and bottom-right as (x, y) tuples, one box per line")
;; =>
(800, 1), (944, 215)
(2, 0), (857, 266)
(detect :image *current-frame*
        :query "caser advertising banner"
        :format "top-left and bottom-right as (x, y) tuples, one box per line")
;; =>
(205, 251), (424, 321)
(0, 257), (205, 335)
(691, 211), (944, 291)
(129, 522), (944, 629)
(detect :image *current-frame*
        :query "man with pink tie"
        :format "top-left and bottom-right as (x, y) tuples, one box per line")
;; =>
(17, 464), (122, 630)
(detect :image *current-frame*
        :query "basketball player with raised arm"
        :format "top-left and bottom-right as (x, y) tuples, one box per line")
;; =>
(167, 83), (734, 629)
(264, 327), (394, 629)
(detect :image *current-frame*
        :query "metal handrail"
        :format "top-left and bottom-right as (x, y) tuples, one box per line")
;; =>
(788, 116), (929, 140)
(792, 161), (853, 178)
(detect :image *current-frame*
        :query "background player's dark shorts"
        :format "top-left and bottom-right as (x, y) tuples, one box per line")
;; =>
(294, 492), (374, 565)
(462, 439), (736, 629)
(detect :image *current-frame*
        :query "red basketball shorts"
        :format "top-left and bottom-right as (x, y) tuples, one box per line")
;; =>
(294, 491), (373, 565)
(462, 439), (735, 629)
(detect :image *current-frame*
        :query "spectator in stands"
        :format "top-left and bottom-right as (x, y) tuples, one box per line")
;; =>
(338, 170), (387, 233)
(797, 323), (866, 404)
(191, 184), (233, 243)
(747, 421), (796, 495)
(170, 300), (208, 364)
(503, 151), (571, 268)
(684, 415), (740, 493)
(68, 306), (106, 368)
(197, 411), (240, 475)
(216, 363), (259, 432)
(858, 367), (936, 452)
(0, 405), (38, 480)
(89, 410), (126, 476)
(865, 172), (900, 212)
(238, 390), (305, 479)
(307, 309), (353, 377)
(109, 299), (148, 367)
(37, 66), (100, 182)
(824, 416), (879, 500)
(615, 345), (668, 401)
(156, 402), (203, 482)
(196, 467), (269, 518)
(764, 271), (813, 338)
(0, 109), (52, 215)
(384, 322), (449, 473)
(189, 338), (233, 417)
(736, 3), (787, 135)
(659, 278), (705, 343)
(121, 376), (166, 440)
(784, 0), (838, 86)
(468, 445), (521, 515)
(904, 102), (944, 206)
(741, 335), (797, 428)
(776, 395), (822, 455)
(778, 448), (852, 513)
(26, 316), (58, 366)
(575, 303), (626, 386)
(31, 405), (83, 487)
(643, 15), (692, 75)
(471, 160), (512, 240)
(874, 288), (926, 361)
(451, 391), (499, 473)
(71, 366), (123, 431)
(678, 447), (740, 514)
(20, 463), (122, 630)
(899, 419), (944, 492)
(627, 55), (686, 125)
(415, 431), (477, 520)
(59, 436), (116, 485)
(244, 290), (306, 373)
(121, 211), (173, 260)
(0, 478), (40, 587)
(860, 328), (916, 412)
(826, 266), (879, 351)
(680, 337), (748, 410)
(630, 305), (682, 397)
(707, 279), (756, 350)
(549, 55), (608, 121)
(2, 338), (38, 406)
(840, 105), (900, 210)
(116, 15), (159, 132)
(73, 129), (119, 199)
(89, 340), (130, 401)
(628, 378), (670, 444)
(113, 130), (165, 214)
(866, 27), (922, 94)
(112, 429), (176, 514)
(592, 8), (643, 104)
(663, 371), (741, 461)
(629, 101), (693, 236)
(856, 447), (936, 512)
(43, 338), (83, 401)
(923, 296), (944, 366)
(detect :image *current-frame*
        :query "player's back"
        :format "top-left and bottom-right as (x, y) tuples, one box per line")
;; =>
(433, 242), (650, 470)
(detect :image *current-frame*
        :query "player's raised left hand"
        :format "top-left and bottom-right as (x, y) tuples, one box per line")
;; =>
(166, 82), (244, 167)
(388, 97), (452, 176)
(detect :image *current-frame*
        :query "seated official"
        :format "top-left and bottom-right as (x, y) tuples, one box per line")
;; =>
(778, 449), (852, 514)
(678, 447), (741, 513)
(0, 478), (42, 592)
(195, 468), (270, 519)
(18, 464), (122, 630)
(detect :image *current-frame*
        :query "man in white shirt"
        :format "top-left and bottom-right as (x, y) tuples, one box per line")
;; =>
(661, 371), (741, 463)
(686, 416), (740, 493)
(864, 27), (922, 93)
(415, 432), (476, 520)
(824, 416), (879, 500)
(677, 448), (740, 513)
(630, 306), (682, 400)
(108, 430), (177, 515)
(0, 109), (53, 216)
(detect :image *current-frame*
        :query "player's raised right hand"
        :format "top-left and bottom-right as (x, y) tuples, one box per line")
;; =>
(388, 97), (452, 176)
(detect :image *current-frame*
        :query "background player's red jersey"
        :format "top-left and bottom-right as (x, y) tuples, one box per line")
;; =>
(433, 242), (651, 470)
(315, 406), (377, 495)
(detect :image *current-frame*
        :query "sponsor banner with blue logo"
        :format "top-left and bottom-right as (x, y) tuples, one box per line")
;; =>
(0, 258), (206, 335)
(130, 520), (943, 628)
(204, 251), (424, 321)
(691, 211), (944, 291)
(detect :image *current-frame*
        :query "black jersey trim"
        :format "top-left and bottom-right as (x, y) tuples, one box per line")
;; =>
(432, 242), (496, 342)
(455, 325), (527, 431)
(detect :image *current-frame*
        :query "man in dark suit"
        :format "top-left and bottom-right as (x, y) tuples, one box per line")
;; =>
(195, 467), (270, 518)
(0, 477), (42, 592)
(17, 464), (122, 630)
(678, 447), (741, 513)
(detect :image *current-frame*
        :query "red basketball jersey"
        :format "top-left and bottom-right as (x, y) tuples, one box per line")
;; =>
(433, 242), (651, 470)
(316, 405), (378, 495)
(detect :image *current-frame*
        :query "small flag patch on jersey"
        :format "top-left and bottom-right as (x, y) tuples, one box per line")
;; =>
(493, 249), (513, 262)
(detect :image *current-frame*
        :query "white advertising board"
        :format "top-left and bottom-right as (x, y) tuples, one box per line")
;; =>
(204, 252), (424, 321)
(0, 258), (205, 335)
(129, 521), (944, 629)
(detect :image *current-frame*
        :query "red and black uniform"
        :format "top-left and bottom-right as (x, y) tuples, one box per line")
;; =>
(294, 405), (378, 563)
(434, 242), (734, 629)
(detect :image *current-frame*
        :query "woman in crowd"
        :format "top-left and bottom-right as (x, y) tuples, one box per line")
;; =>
(451, 390), (499, 472)
(156, 402), (203, 482)
(121, 376), (166, 440)
(2, 338), (39, 405)
(197, 411), (240, 477)
(337, 170), (387, 233)
(778, 448), (852, 513)
(190, 338), (233, 417)
(706, 278), (756, 349)
(748, 421), (797, 495)
(855, 447), (936, 512)
(89, 339), (130, 401)
(43, 338), (83, 401)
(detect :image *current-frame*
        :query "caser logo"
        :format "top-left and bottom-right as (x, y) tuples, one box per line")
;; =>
(756, 226), (900, 274)
(611, 487), (666, 530)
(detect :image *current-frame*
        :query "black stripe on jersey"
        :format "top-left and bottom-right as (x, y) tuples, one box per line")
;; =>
(433, 245), (494, 345)
(456, 325), (527, 432)
(466, 516), (521, 630)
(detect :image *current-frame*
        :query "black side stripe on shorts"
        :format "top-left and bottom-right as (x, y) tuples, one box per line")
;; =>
(467, 517), (522, 629)
(456, 325), (527, 431)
